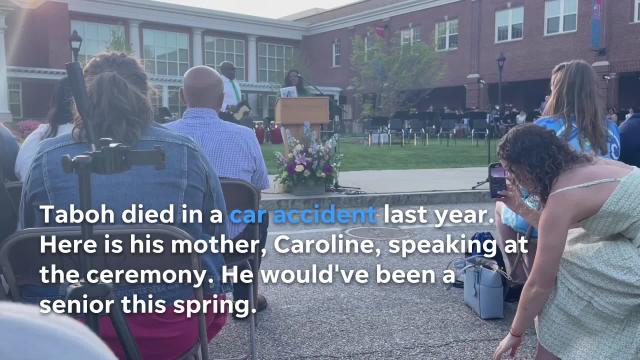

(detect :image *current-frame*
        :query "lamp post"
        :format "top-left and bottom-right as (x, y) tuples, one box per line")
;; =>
(69, 30), (83, 63)
(497, 52), (506, 114)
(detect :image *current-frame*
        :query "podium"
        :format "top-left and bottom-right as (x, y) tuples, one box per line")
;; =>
(275, 97), (329, 150)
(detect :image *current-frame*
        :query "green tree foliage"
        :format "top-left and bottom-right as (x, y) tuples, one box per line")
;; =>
(105, 29), (132, 55)
(351, 32), (444, 117)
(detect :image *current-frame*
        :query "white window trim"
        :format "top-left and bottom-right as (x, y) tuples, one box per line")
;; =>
(635, 0), (640, 23)
(332, 39), (341, 67)
(400, 26), (420, 46)
(435, 19), (458, 52)
(8, 81), (23, 119)
(544, 0), (578, 36)
(203, 36), (246, 81)
(495, 7), (524, 43)
(257, 42), (295, 83)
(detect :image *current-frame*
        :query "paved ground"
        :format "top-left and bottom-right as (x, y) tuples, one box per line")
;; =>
(264, 168), (489, 197)
(209, 203), (537, 360)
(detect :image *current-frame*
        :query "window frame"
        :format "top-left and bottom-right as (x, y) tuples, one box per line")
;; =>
(635, 0), (640, 23)
(70, 20), (126, 65)
(257, 42), (295, 83)
(544, 0), (578, 36)
(435, 19), (459, 52)
(141, 28), (190, 77)
(8, 80), (22, 119)
(495, 7), (524, 43)
(203, 36), (246, 81)
(332, 39), (341, 67)
(400, 26), (421, 47)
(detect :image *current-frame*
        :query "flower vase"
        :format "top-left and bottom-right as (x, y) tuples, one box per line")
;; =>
(291, 182), (326, 196)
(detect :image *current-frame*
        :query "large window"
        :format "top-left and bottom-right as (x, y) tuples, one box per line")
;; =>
(545, 0), (577, 35)
(496, 7), (524, 42)
(436, 19), (458, 51)
(401, 26), (421, 46)
(142, 29), (189, 76)
(70, 20), (125, 64)
(258, 43), (294, 83)
(167, 86), (184, 117)
(8, 81), (22, 119)
(204, 37), (245, 81)
(332, 39), (341, 67)
(636, 0), (640, 23)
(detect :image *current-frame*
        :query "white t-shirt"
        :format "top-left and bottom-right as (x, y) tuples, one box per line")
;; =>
(15, 123), (74, 182)
(221, 75), (241, 112)
(0, 302), (117, 360)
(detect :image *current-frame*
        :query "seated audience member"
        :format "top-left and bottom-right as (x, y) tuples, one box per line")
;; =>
(0, 122), (18, 182)
(15, 77), (74, 182)
(495, 60), (620, 278)
(606, 107), (618, 124)
(619, 109), (640, 167)
(516, 109), (527, 125)
(0, 123), (19, 241)
(167, 66), (270, 316)
(625, 107), (634, 121)
(20, 53), (230, 359)
(493, 124), (640, 360)
(0, 302), (117, 360)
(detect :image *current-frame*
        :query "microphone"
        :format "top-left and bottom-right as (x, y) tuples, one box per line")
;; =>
(296, 73), (304, 79)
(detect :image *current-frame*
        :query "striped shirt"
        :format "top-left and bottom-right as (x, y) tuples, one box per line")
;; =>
(167, 108), (269, 239)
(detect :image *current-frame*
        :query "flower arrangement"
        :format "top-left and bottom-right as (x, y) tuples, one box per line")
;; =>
(275, 122), (343, 193)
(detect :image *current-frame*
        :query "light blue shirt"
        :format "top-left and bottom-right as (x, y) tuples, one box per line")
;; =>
(167, 108), (270, 238)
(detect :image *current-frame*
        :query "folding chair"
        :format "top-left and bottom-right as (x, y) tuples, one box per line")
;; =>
(407, 118), (426, 146)
(387, 118), (405, 147)
(0, 180), (20, 245)
(470, 118), (489, 146)
(0, 225), (211, 360)
(438, 118), (457, 146)
(220, 178), (261, 360)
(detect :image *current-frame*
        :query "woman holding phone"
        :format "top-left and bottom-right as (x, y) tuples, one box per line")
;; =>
(492, 124), (639, 360)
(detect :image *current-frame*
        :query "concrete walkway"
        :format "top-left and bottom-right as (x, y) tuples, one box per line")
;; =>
(265, 167), (488, 196)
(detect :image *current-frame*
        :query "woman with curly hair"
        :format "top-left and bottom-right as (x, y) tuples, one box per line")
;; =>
(495, 60), (621, 279)
(492, 124), (640, 360)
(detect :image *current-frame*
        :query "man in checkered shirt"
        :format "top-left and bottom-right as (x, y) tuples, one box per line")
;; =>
(167, 65), (270, 316)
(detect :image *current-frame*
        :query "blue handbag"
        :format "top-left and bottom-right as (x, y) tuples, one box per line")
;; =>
(463, 256), (510, 320)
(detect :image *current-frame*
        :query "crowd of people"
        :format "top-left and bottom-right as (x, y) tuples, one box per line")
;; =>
(0, 53), (638, 359)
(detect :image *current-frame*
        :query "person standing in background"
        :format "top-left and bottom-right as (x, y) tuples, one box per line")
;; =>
(284, 69), (308, 96)
(15, 77), (75, 182)
(619, 109), (640, 167)
(219, 61), (242, 113)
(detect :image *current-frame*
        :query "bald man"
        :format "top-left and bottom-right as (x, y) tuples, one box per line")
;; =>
(166, 66), (270, 317)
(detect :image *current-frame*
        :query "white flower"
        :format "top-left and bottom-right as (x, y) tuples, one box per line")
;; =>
(295, 164), (304, 172)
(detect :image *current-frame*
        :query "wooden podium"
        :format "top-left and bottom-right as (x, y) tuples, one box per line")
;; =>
(275, 97), (329, 150)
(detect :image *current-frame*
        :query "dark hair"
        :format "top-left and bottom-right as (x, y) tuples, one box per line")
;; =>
(284, 69), (306, 95)
(43, 77), (74, 139)
(77, 52), (152, 145)
(543, 60), (608, 155)
(498, 124), (593, 204)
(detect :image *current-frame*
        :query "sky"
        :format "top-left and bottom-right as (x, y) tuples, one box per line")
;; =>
(155, 0), (360, 19)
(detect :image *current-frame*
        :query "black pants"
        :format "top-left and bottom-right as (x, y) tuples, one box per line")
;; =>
(231, 212), (268, 301)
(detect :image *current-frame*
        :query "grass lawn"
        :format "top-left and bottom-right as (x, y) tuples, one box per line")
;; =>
(261, 136), (498, 174)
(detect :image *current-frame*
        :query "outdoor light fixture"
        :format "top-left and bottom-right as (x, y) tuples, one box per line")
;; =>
(69, 30), (83, 62)
(497, 53), (506, 72)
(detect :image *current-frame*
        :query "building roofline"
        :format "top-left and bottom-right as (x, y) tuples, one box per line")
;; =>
(306, 0), (462, 34)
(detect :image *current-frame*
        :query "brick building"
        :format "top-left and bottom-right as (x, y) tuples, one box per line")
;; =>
(1, 0), (639, 124)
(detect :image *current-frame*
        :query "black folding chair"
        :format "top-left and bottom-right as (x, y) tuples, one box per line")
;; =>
(438, 118), (457, 146)
(0, 225), (211, 360)
(220, 178), (260, 360)
(470, 118), (489, 145)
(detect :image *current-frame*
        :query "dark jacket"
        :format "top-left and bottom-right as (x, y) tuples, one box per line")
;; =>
(0, 123), (18, 182)
(620, 114), (640, 167)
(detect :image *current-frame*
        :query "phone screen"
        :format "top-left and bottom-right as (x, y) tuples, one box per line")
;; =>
(489, 163), (508, 198)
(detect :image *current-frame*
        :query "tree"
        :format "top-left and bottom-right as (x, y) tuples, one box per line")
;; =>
(351, 32), (444, 117)
(105, 29), (132, 55)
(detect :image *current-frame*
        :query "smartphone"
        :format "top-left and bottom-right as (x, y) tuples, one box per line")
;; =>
(489, 162), (508, 199)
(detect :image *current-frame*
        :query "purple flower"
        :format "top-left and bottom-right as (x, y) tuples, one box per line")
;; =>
(323, 164), (333, 174)
(287, 162), (296, 175)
